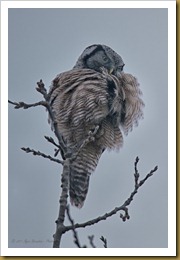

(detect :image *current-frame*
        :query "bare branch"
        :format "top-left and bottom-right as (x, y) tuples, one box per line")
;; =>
(120, 207), (130, 222)
(53, 159), (70, 248)
(44, 135), (64, 159)
(66, 205), (83, 248)
(8, 99), (47, 109)
(21, 147), (63, 165)
(36, 79), (48, 99)
(134, 156), (140, 188)
(138, 166), (158, 187)
(100, 236), (107, 248)
(88, 235), (96, 248)
(64, 158), (158, 232)
(44, 136), (60, 149)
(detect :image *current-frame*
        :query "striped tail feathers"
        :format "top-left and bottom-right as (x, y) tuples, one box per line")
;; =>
(69, 167), (90, 208)
(69, 143), (102, 208)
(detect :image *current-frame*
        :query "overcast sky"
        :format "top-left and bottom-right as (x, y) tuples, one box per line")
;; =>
(8, 7), (168, 250)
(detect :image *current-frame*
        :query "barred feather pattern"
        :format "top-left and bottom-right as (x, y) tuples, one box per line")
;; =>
(48, 68), (144, 207)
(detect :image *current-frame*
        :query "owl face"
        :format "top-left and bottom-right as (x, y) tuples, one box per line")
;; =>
(73, 44), (125, 76)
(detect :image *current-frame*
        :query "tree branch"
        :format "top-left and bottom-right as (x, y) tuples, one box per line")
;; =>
(88, 235), (96, 248)
(53, 159), (70, 248)
(100, 236), (107, 248)
(66, 205), (83, 248)
(36, 79), (48, 99)
(8, 99), (47, 109)
(44, 136), (60, 149)
(44, 136), (64, 159)
(21, 147), (63, 165)
(63, 158), (158, 232)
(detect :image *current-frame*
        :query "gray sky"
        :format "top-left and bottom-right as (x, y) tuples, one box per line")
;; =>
(8, 8), (168, 249)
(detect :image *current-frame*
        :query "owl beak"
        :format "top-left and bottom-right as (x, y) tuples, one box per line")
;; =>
(109, 67), (114, 74)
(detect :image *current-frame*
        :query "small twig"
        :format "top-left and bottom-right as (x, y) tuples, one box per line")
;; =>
(66, 205), (82, 248)
(44, 136), (65, 159)
(21, 147), (63, 165)
(8, 100), (47, 109)
(44, 136), (60, 149)
(100, 236), (107, 248)
(134, 156), (140, 188)
(138, 166), (158, 187)
(54, 149), (60, 157)
(88, 235), (96, 248)
(120, 207), (130, 222)
(36, 79), (48, 99)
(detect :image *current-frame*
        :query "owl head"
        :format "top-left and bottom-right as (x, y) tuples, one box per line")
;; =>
(73, 44), (125, 76)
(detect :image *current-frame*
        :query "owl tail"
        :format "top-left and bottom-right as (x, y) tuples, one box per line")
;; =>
(69, 143), (102, 208)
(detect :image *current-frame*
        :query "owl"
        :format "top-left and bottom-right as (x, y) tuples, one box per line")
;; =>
(48, 44), (144, 208)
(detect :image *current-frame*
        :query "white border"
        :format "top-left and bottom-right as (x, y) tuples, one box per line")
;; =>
(1, 0), (176, 257)
(0, 0), (176, 9)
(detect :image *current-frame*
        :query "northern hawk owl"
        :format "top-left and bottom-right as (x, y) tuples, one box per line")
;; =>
(48, 44), (144, 208)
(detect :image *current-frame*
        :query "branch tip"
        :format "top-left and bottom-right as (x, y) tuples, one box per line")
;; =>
(100, 236), (107, 248)
(66, 205), (82, 248)
(21, 147), (63, 165)
(88, 235), (96, 248)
